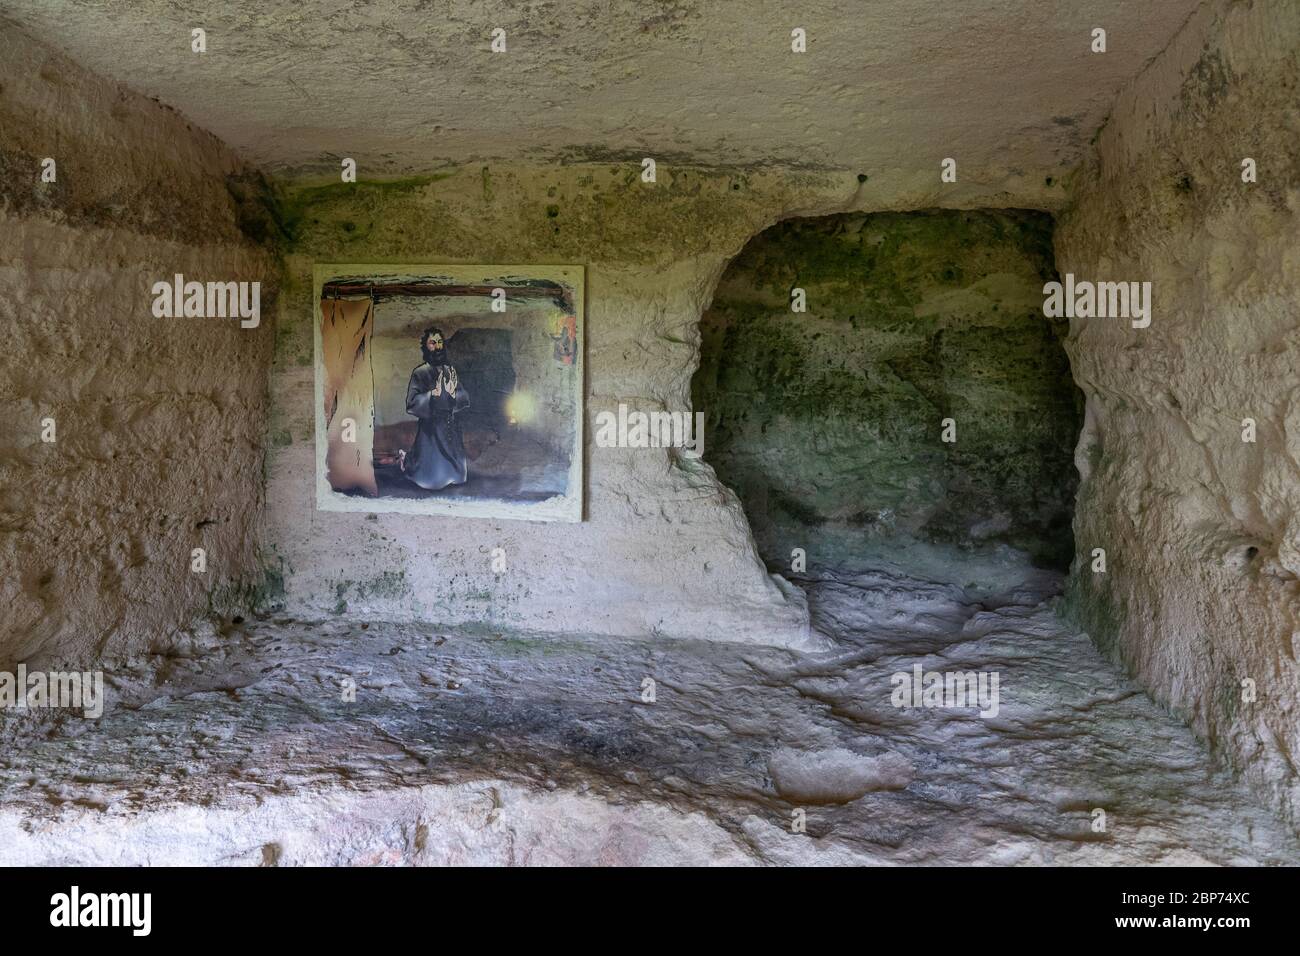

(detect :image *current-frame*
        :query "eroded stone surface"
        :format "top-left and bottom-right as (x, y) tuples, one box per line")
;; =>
(1055, 0), (1300, 829)
(2, 570), (1294, 866)
(0, 23), (279, 669)
(694, 210), (1081, 572)
(3, 1), (1201, 186)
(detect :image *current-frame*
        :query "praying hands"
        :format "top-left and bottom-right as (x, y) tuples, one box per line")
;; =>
(430, 367), (458, 398)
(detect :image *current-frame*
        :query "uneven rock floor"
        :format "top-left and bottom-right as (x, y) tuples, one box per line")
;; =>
(1, 568), (1296, 865)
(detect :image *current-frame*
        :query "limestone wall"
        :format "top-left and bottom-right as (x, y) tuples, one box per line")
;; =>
(1056, 0), (1300, 826)
(0, 21), (278, 667)
(263, 169), (1062, 647)
(265, 169), (818, 646)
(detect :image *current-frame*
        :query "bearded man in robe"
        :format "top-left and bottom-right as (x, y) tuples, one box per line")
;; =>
(401, 328), (470, 490)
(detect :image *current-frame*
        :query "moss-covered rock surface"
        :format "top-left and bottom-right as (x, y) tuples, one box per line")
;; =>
(693, 210), (1082, 571)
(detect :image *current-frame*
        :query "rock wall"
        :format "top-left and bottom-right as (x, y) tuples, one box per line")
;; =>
(694, 210), (1081, 574)
(0, 21), (279, 668)
(1056, 0), (1300, 826)
(264, 168), (825, 647)
(263, 168), (1065, 646)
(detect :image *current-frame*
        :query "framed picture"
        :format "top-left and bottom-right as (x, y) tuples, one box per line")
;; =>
(313, 264), (584, 522)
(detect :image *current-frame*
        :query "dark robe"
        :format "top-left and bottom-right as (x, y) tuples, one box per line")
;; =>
(404, 362), (470, 490)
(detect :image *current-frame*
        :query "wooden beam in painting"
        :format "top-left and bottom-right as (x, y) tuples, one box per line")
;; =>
(320, 280), (575, 313)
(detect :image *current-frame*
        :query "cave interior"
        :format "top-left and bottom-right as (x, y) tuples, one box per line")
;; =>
(1, 0), (1298, 866)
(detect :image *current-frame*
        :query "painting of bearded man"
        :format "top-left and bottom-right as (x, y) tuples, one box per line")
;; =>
(401, 327), (471, 490)
(315, 264), (584, 522)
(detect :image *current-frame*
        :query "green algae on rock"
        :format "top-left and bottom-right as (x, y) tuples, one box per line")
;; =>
(694, 210), (1082, 572)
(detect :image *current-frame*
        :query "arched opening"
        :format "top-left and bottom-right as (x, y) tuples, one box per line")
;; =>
(692, 209), (1083, 598)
